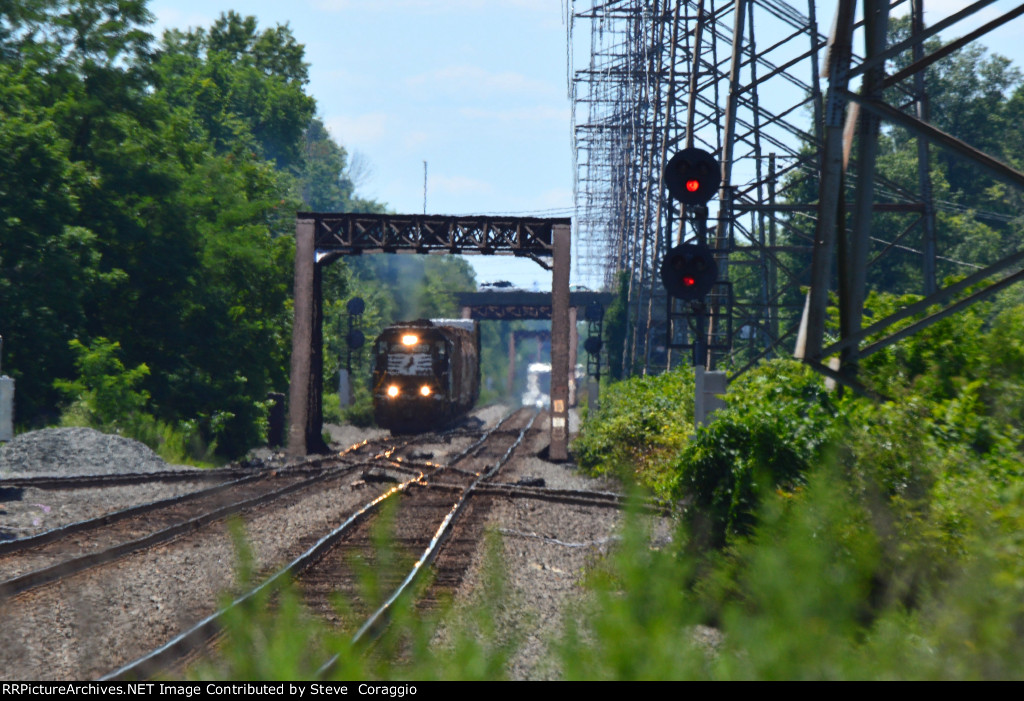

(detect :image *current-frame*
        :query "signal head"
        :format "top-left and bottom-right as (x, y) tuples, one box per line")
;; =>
(346, 297), (366, 316)
(346, 329), (365, 349)
(660, 243), (718, 301)
(664, 148), (721, 205)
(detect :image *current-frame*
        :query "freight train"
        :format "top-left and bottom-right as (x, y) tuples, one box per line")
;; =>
(371, 319), (480, 433)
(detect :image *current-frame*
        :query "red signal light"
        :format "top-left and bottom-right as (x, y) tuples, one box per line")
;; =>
(660, 243), (718, 301)
(665, 148), (721, 205)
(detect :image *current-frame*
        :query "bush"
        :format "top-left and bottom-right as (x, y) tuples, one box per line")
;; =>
(562, 466), (1024, 680)
(572, 367), (695, 492)
(54, 338), (223, 466)
(54, 338), (151, 429)
(670, 360), (840, 548)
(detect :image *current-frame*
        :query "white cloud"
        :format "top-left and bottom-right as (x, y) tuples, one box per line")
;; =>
(323, 113), (391, 147)
(459, 105), (571, 122)
(407, 65), (557, 97)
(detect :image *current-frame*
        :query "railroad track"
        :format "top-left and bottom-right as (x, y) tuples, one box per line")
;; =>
(102, 408), (543, 680)
(0, 427), (480, 680)
(1, 408), (646, 680)
(103, 407), (665, 680)
(0, 434), (406, 589)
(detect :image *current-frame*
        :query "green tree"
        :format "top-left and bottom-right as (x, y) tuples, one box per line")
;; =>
(54, 337), (149, 428)
(154, 11), (315, 171)
(775, 23), (1024, 298)
(0, 0), (162, 421)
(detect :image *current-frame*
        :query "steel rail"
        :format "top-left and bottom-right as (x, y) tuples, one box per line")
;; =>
(0, 462), (367, 600)
(100, 470), (424, 681)
(421, 480), (674, 515)
(316, 408), (541, 677)
(0, 470), (233, 491)
(100, 409), (526, 681)
(0, 472), (267, 557)
(0, 436), (397, 557)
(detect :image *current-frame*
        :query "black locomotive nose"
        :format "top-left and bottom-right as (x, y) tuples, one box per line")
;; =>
(372, 320), (479, 433)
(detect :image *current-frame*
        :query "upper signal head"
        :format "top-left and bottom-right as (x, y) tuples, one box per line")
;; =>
(664, 148), (721, 205)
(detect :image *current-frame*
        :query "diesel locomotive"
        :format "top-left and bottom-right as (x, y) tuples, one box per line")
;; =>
(371, 319), (480, 433)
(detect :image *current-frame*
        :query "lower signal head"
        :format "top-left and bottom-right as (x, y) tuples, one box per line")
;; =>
(660, 243), (718, 301)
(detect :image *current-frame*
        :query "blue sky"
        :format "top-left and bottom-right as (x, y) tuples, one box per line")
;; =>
(149, 0), (574, 291)
(147, 1), (1024, 291)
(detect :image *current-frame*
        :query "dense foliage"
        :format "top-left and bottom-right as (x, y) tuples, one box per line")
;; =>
(565, 286), (1024, 677)
(670, 360), (840, 548)
(0, 2), (310, 456)
(0, 1), (500, 459)
(573, 366), (695, 491)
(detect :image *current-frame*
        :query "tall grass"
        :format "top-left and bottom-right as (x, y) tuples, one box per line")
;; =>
(559, 470), (1024, 680)
(191, 503), (521, 681)
(190, 295), (1024, 678)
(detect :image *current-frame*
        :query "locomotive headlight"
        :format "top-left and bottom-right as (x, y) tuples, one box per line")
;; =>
(419, 385), (432, 397)
(401, 334), (419, 346)
(387, 384), (400, 398)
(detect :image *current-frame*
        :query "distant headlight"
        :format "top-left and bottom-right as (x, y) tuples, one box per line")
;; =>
(387, 385), (400, 398)
(401, 334), (419, 346)
(419, 385), (432, 397)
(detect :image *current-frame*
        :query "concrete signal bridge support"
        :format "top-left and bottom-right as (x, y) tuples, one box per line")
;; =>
(287, 213), (573, 460)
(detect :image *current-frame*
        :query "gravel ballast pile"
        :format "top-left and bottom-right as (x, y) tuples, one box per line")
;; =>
(0, 427), (193, 478)
(0, 427), (205, 541)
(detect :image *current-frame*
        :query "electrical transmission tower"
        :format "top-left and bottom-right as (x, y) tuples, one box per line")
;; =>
(570, 0), (1024, 386)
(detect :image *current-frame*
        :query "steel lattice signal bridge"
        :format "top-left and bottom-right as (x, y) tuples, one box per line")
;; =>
(288, 213), (574, 459)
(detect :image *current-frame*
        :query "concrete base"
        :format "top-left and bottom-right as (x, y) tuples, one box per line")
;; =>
(0, 376), (14, 441)
(338, 370), (352, 408)
(695, 367), (727, 428)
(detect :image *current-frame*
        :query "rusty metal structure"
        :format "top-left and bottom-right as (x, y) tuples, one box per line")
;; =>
(455, 290), (613, 319)
(455, 289), (615, 401)
(288, 213), (572, 459)
(570, 0), (1024, 383)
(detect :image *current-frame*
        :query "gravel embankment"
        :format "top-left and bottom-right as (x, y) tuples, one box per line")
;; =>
(0, 427), (196, 478)
(0, 427), (207, 541)
(440, 409), (676, 680)
(0, 407), (677, 680)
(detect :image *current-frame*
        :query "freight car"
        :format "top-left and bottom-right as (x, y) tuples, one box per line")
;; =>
(371, 319), (480, 433)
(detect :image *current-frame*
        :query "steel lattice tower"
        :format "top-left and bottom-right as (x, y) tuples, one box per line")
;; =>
(570, 0), (1024, 385)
